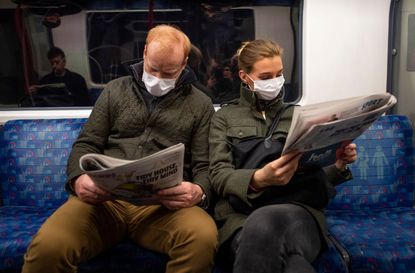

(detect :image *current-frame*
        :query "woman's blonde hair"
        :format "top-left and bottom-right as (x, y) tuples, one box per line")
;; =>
(236, 40), (283, 73)
(146, 24), (191, 57)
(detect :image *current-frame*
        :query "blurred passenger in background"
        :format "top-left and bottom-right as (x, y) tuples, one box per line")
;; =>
(188, 43), (214, 99)
(26, 47), (91, 107)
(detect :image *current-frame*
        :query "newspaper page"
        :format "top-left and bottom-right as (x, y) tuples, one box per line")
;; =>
(282, 93), (397, 167)
(79, 143), (185, 205)
(37, 83), (67, 89)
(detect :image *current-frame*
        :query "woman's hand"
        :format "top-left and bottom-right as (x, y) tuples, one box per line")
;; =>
(251, 150), (302, 189)
(335, 143), (357, 171)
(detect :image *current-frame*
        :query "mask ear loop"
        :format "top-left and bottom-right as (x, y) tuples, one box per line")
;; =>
(243, 73), (255, 91)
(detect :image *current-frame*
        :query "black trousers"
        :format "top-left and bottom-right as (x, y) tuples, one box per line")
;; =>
(229, 203), (322, 273)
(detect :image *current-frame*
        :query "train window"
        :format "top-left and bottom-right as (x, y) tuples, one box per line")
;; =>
(0, 9), (25, 107)
(87, 7), (255, 105)
(1, 0), (301, 109)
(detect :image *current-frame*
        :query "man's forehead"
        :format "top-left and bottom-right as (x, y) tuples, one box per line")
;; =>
(146, 58), (182, 74)
(145, 41), (185, 72)
(50, 56), (63, 62)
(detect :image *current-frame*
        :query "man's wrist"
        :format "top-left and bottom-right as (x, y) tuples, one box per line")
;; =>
(199, 192), (207, 204)
(194, 184), (208, 207)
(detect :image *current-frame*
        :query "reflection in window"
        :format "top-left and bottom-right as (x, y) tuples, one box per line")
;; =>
(87, 7), (255, 105)
(1, 0), (301, 108)
(0, 9), (25, 107)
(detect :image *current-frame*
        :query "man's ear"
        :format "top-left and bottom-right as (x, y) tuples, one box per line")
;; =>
(183, 56), (188, 66)
(143, 45), (147, 58)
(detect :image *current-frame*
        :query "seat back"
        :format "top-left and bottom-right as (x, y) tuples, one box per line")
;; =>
(327, 115), (414, 210)
(0, 118), (87, 207)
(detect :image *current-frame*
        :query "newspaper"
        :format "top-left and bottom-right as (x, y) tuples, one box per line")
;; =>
(37, 83), (67, 89)
(79, 143), (184, 205)
(282, 93), (397, 167)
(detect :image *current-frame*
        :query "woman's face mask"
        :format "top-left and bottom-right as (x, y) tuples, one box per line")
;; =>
(247, 74), (285, 100)
(142, 70), (177, 97)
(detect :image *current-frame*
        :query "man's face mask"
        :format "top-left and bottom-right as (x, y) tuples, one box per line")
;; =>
(142, 70), (177, 97)
(247, 74), (285, 100)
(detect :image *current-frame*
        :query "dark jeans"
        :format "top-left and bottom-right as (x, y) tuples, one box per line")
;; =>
(230, 203), (322, 273)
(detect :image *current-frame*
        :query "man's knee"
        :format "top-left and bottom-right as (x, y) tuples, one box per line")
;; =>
(23, 226), (79, 273)
(165, 208), (218, 272)
(27, 230), (62, 257)
(176, 208), (218, 249)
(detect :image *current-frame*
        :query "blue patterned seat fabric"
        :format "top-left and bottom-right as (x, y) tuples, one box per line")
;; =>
(312, 236), (349, 273)
(0, 115), (413, 272)
(0, 119), (87, 270)
(326, 115), (415, 273)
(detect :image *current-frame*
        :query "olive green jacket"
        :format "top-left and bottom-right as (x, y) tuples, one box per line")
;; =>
(66, 62), (215, 205)
(209, 85), (352, 245)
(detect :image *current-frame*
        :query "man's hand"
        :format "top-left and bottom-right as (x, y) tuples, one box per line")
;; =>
(154, 182), (204, 210)
(74, 174), (112, 204)
(251, 150), (302, 189)
(28, 85), (39, 93)
(335, 143), (357, 171)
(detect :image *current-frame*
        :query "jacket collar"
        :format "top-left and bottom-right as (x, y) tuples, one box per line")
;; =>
(125, 60), (197, 109)
(239, 83), (285, 120)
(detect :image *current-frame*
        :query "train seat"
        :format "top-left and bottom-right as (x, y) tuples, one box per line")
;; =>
(0, 119), (86, 270)
(326, 115), (415, 272)
(0, 115), (413, 272)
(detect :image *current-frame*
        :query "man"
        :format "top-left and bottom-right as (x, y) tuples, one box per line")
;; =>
(28, 47), (91, 106)
(22, 25), (217, 273)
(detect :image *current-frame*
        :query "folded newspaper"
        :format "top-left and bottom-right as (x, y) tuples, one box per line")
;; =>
(79, 143), (184, 205)
(282, 93), (397, 167)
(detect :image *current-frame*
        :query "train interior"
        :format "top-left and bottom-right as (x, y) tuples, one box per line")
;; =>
(0, 0), (414, 272)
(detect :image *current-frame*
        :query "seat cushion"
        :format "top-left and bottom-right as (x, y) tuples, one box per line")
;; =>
(312, 238), (349, 273)
(326, 207), (415, 272)
(0, 118), (87, 207)
(0, 206), (56, 270)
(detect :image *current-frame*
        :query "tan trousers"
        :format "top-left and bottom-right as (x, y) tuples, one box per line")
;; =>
(22, 196), (218, 273)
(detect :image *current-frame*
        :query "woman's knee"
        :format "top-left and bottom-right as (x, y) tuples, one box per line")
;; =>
(243, 204), (314, 238)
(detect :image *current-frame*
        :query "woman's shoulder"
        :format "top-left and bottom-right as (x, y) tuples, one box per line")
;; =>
(214, 99), (245, 117)
(213, 100), (255, 128)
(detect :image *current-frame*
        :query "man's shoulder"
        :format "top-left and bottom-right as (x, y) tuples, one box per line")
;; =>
(107, 75), (133, 84)
(188, 85), (213, 104)
(65, 69), (85, 80)
(39, 72), (55, 83)
(105, 76), (134, 90)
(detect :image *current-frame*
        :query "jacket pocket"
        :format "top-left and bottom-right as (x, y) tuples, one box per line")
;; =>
(226, 126), (257, 140)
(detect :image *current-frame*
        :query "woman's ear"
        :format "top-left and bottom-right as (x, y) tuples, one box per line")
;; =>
(239, 70), (248, 84)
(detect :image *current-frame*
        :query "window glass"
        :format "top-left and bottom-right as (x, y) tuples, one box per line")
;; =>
(0, 0), (300, 108)
(0, 9), (25, 106)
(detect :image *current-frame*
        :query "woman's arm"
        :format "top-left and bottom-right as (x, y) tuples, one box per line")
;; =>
(209, 110), (257, 204)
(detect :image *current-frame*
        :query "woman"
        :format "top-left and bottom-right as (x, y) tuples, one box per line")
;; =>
(209, 40), (357, 273)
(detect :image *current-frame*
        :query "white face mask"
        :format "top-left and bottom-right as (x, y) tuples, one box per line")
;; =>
(142, 70), (176, 97)
(247, 74), (285, 100)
